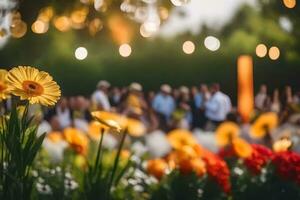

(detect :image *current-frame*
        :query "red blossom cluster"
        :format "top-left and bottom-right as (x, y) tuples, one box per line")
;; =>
(203, 153), (231, 194)
(244, 144), (273, 174)
(272, 151), (300, 184)
(218, 147), (235, 159)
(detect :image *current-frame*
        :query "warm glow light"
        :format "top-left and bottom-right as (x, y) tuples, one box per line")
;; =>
(255, 44), (267, 58)
(10, 20), (27, 38)
(53, 16), (71, 32)
(269, 46), (280, 60)
(283, 0), (296, 8)
(38, 6), (54, 22)
(170, 0), (190, 6)
(31, 20), (49, 34)
(75, 47), (88, 60)
(204, 36), (220, 51)
(108, 14), (133, 45)
(237, 55), (254, 123)
(140, 24), (152, 38)
(89, 18), (103, 36)
(182, 41), (195, 54)
(159, 7), (169, 20)
(70, 8), (88, 29)
(119, 44), (132, 57)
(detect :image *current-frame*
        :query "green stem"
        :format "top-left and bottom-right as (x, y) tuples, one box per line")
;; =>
(106, 131), (127, 200)
(94, 129), (105, 176)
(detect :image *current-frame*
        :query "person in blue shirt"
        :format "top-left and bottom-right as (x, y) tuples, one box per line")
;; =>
(152, 84), (175, 131)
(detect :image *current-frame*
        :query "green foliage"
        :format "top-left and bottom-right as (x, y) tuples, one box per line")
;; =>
(0, 103), (46, 200)
(83, 130), (130, 200)
(150, 171), (228, 200)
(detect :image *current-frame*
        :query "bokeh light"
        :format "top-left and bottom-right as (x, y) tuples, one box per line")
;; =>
(204, 36), (220, 51)
(170, 0), (191, 7)
(75, 47), (88, 60)
(31, 20), (49, 34)
(10, 20), (27, 38)
(53, 16), (71, 32)
(182, 41), (195, 54)
(140, 24), (153, 38)
(255, 44), (267, 58)
(269, 46), (280, 60)
(283, 0), (296, 8)
(119, 44), (132, 57)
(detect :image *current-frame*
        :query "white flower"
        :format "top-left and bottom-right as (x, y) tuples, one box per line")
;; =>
(36, 183), (52, 195)
(131, 141), (148, 157)
(64, 179), (78, 190)
(145, 130), (171, 158)
(42, 138), (68, 163)
(193, 129), (218, 153)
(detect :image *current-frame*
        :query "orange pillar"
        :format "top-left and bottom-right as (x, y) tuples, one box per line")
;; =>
(237, 55), (254, 123)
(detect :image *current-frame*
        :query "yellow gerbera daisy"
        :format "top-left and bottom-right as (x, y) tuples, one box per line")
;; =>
(0, 69), (10, 100)
(232, 138), (252, 158)
(6, 66), (61, 106)
(91, 111), (125, 133)
(250, 112), (278, 139)
(167, 129), (197, 149)
(215, 121), (240, 147)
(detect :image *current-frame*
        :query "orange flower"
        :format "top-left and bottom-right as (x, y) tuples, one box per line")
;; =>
(250, 112), (278, 139)
(47, 131), (63, 143)
(177, 157), (206, 176)
(147, 159), (168, 179)
(64, 128), (89, 155)
(126, 118), (146, 137)
(120, 149), (131, 160)
(232, 138), (252, 158)
(190, 158), (206, 177)
(215, 122), (240, 147)
(88, 121), (108, 140)
(273, 138), (292, 153)
(167, 129), (197, 149)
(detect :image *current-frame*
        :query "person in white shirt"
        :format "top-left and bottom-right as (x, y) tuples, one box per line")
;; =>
(91, 80), (111, 111)
(56, 97), (72, 129)
(255, 84), (268, 111)
(205, 83), (232, 127)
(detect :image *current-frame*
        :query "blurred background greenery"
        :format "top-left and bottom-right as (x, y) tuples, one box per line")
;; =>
(0, 0), (299, 104)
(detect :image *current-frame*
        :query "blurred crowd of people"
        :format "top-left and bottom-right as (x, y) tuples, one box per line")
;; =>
(1, 81), (300, 134)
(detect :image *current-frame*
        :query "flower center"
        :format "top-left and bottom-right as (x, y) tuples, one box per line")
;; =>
(0, 81), (7, 92)
(22, 80), (44, 96)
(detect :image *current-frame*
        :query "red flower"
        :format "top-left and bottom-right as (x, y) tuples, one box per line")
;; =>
(272, 151), (300, 184)
(244, 144), (273, 174)
(203, 153), (231, 194)
(218, 147), (236, 159)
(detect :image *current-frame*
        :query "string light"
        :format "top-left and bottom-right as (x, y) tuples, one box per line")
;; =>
(255, 44), (267, 58)
(53, 16), (71, 32)
(182, 41), (195, 54)
(269, 46), (280, 60)
(283, 0), (296, 8)
(204, 36), (220, 51)
(119, 44), (132, 57)
(31, 20), (49, 34)
(75, 47), (88, 60)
